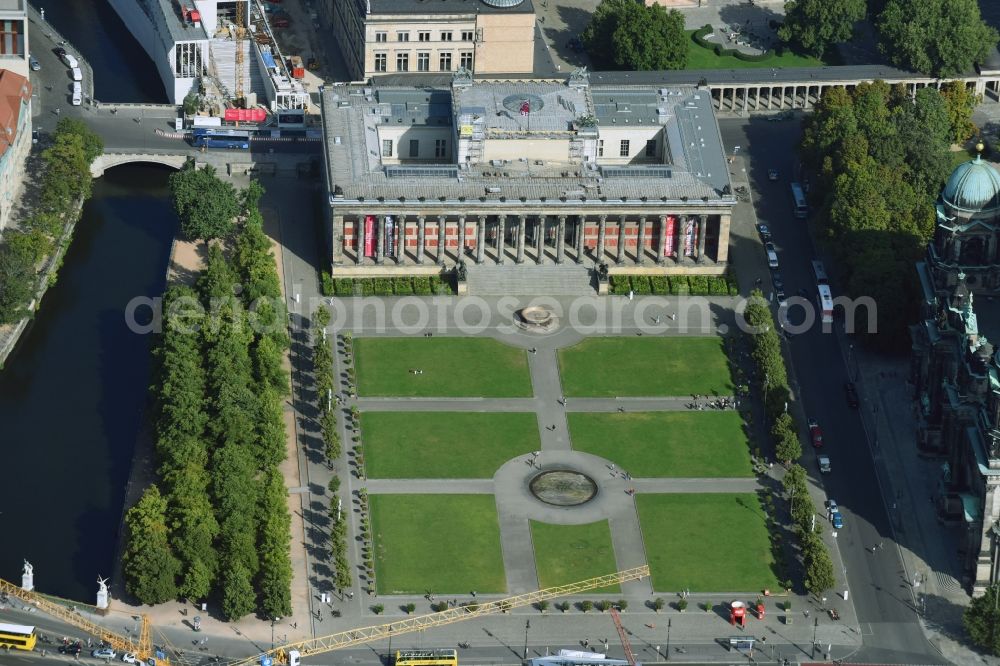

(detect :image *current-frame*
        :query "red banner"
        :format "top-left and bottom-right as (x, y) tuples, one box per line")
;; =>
(364, 215), (376, 258)
(224, 107), (268, 123)
(665, 216), (676, 256)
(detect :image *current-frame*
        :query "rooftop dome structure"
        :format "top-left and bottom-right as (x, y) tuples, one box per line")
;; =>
(942, 154), (1000, 214)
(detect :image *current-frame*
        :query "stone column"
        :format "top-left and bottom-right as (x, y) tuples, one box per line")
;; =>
(476, 215), (486, 264)
(437, 215), (446, 265)
(697, 214), (707, 262)
(716, 214), (731, 263)
(575, 217), (585, 263)
(656, 214), (667, 265)
(356, 216), (366, 265)
(596, 215), (607, 263)
(396, 215), (406, 264)
(536, 216), (545, 264)
(637, 216), (648, 264)
(376, 215), (385, 264)
(332, 214), (345, 266)
(556, 215), (566, 264)
(458, 216), (466, 261)
(516, 215), (526, 264)
(416, 216), (426, 264)
(616, 215), (627, 265)
(497, 215), (506, 265)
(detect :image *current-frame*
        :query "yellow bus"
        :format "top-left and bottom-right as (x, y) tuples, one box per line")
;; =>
(0, 621), (37, 650)
(395, 649), (458, 666)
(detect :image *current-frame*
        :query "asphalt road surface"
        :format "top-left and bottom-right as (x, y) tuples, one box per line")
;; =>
(717, 117), (945, 665)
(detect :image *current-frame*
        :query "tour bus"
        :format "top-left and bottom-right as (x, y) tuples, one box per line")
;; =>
(812, 260), (829, 285)
(790, 182), (808, 219)
(818, 283), (834, 324)
(191, 128), (251, 150)
(0, 622), (37, 651)
(395, 649), (459, 666)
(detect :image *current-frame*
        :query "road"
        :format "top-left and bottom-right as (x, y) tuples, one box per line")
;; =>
(717, 117), (946, 665)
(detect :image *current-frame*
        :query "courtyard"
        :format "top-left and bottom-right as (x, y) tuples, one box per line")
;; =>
(355, 334), (776, 598)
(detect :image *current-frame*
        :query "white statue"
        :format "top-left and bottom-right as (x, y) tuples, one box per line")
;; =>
(96, 576), (110, 610)
(97, 576), (109, 595)
(22, 560), (32, 577)
(21, 560), (34, 592)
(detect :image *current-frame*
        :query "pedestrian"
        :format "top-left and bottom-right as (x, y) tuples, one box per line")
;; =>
(628, 289), (634, 302)
(670, 313), (676, 321)
(293, 622), (298, 629)
(529, 347), (537, 354)
(55, 107), (60, 115)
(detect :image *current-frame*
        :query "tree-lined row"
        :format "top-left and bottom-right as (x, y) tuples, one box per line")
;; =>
(0, 119), (103, 324)
(743, 290), (834, 595)
(800, 81), (975, 345)
(123, 169), (293, 620)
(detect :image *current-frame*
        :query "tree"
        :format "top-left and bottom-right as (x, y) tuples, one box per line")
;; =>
(0, 236), (37, 324)
(964, 584), (1000, 655)
(777, 0), (865, 58)
(940, 81), (979, 144)
(802, 534), (836, 595)
(41, 132), (91, 210)
(242, 180), (266, 215)
(258, 470), (293, 618)
(54, 117), (104, 163)
(582, 0), (687, 71)
(182, 89), (200, 116)
(221, 560), (257, 621)
(771, 412), (802, 463)
(169, 163), (239, 243)
(877, 0), (998, 77)
(122, 486), (181, 604)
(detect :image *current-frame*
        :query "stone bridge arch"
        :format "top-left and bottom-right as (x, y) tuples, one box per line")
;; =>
(91, 153), (190, 178)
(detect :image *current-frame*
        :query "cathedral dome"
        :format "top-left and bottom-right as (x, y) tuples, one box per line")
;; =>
(942, 155), (1000, 214)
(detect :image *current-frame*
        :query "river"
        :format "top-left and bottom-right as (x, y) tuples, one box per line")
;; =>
(0, 165), (176, 601)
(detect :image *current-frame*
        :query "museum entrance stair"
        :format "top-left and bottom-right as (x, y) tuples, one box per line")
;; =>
(465, 265), (596, 296)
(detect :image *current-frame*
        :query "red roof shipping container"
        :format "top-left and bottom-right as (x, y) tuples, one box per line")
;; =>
(224, 108), (268, 123)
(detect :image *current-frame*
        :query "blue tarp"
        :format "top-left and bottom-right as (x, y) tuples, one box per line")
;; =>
(261, 51), (277, 69)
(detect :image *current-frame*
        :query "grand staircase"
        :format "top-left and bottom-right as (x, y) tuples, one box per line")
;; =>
(209, 37), (267, 101)
(465, 265), (596, 296)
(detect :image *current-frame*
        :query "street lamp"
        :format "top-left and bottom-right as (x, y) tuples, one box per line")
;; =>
(811, 617), (818, 658)
(666, 619), (671, 661)
(523, 619), (531, 660)
(387, 624), (393, 666)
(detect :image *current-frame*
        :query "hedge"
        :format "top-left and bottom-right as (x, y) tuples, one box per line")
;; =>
(321, 271), (335, 297)
(630, 275), (652, 295)
(324, 276), (457, 297)
(693, 22), (775, 62)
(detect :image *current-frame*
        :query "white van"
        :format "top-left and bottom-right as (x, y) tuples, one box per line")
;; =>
(71, 82), (82, 106)
(765, 242), (779, 269)
(71, 67), (82, 82)
(63, 53), (78, 69)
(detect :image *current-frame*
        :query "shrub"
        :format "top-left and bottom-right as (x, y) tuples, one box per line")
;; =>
(676, 598), (688, 611)
(321, 271), (335, 296)
(412, 276), (432, 295)
(713, 44), (723, 56)
(580, 600), (594, 612)
(333, 278), (354, 296)
(393, 277), (413, 295)
(372, 278), (392, 295)
(359, 280), (375, 296)
(609, 274), (630, 295)
(650, 276), (669, 294)
(688, 275), (710, 294)
(555, 601), (570, 612)
(652, 597), (665, 611)
(536, 600), (550, 612)
(669, 276), (690, 295)
(692, 24), (714, 49)
(404, 602), (416, 614)
(373, 603), (384, 614)
(630, 275), (652, 294)
(616, 599), (628, 612)
(734, 50), (772, 62)
(595, 600), (611, 612)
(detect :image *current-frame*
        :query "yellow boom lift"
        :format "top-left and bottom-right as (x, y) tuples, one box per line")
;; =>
(0, 565), (649, 666)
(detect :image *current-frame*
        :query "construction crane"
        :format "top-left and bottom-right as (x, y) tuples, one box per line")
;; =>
(0, 578), (172, 665)
(231, 565), (650, 666)
(234, 0), (247, 106)
(609, 607), (637, 666)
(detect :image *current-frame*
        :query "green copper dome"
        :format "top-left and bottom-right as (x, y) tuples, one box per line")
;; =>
(942, 155), (1000, 213)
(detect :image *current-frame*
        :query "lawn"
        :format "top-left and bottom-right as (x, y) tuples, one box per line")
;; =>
(685, 30), (826, 70)
(558, 337), (731, 397)
(362, 412), (541, 478)
(568, 412), (752, 478)
(531, 521), (620, 593)
(370, 494), (507, 594)
(354, 337), (532, 397)
(636, 494), (780, 593)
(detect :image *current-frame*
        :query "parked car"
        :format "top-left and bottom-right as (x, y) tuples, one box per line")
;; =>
(53, 46), (66, 59)
(771, 271), (784, 291)
(830, 509), (844, 529)
(62, 52), (79, 69)
(776, 290), (788, 307)
(757, 223), (771, 241)
(31, 129), (38, 144)
(817, 454), (831, 473)
(70, 66), (82, 81)
(28, 54), (39, 71)
(765, 242), (779, 269)
(825, 498), (838, 513)
(92, 648), (117, 659)
(768, 168), (778, 181)
(844, 381), (859, 408)
(809, 419), (823, 448)
(121, 653), (138, 663)
(59, 643), (82, 655)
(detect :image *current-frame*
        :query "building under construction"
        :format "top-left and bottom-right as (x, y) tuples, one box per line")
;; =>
(104, 0), (310, 116)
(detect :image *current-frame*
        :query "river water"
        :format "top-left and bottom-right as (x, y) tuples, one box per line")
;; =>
(0, 1), (174, 599)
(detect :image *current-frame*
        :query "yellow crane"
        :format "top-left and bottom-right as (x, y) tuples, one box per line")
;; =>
(234, 0), (247, 106)
(230, 565), (650, 666)
(0, 577), (172, 664)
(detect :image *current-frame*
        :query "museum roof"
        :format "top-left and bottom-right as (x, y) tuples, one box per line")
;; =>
(368, 0), (534, 15)
(320, 78), (734, 207)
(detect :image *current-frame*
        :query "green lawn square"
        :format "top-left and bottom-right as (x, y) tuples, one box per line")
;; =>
(685, 30), (826, 70)
(558, 337), (731, 397)
(636, 494), (780, 593)
(530, 521), (620, 594)
(568, 412), (752, 478)
(370, 494), (507, 594)
(355, 337), (532, 397)
(362, 412), (541, 478)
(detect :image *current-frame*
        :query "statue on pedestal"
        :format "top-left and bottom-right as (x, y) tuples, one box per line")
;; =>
(96, 575), (109, 611)
(21, 560), (34, 592)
